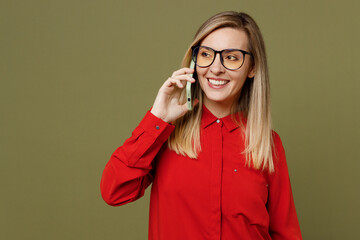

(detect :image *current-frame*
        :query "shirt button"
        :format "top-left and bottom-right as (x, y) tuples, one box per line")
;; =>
(234, 169), (237, 172)
(155, 125), (160, 130)
(216, 119), (220, 123)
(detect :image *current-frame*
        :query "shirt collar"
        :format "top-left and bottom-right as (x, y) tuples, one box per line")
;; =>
(201, 104), (246, 132)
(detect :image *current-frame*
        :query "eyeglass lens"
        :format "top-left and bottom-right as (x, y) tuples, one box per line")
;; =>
(194, 46), (245, 70)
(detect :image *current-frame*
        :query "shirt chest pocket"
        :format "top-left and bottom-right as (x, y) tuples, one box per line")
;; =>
(227, 166), (270, 226)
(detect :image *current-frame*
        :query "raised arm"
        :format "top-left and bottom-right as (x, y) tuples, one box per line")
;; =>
(100, 67), (197, 206)
(100, 111), (174, 206)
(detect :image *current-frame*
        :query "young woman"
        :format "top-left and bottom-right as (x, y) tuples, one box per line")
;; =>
(101, 11), (302, 240)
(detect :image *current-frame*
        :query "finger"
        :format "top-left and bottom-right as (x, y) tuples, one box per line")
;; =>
(179, 98), (200, 115)
(180, 101), (190, 115)
(164, 77), (180, 88)
(168, 77), (184, 88)
(171, 67), (195, 77)
(172, 74), (196, 83)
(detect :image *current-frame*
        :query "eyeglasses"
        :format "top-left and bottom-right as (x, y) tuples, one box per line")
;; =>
(191, 46), (252, 70)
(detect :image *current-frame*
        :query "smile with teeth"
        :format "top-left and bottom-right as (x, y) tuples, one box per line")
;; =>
(208, 78), (229, 86)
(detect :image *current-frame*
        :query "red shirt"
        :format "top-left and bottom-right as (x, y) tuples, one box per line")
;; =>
(100, 105), (302, 240)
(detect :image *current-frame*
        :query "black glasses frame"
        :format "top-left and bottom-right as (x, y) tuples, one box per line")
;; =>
(191, 46), (252, 70)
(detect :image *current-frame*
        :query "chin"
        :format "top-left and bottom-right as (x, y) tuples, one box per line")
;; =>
(204, 94), (231, 104)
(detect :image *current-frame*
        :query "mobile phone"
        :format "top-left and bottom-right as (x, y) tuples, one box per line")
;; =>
(186, 59), (195, 111)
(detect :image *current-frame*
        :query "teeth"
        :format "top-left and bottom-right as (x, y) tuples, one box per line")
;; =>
(208, 79), (228, 86)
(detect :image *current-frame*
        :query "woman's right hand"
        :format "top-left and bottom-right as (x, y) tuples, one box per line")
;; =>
(150, 67), (199, 123)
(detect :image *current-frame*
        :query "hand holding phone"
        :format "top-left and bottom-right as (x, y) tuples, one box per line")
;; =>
(151, 62), (196, 123)
(186, 59), (195, 111)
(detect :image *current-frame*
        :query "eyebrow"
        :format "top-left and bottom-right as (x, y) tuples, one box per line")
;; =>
(200, 45), (250, 53)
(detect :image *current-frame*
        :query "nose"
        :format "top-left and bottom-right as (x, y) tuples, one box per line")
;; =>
(209, 52), (225, 74)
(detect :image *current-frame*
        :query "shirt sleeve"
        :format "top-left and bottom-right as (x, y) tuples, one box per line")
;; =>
(267, 131), (303, 240)
(100, 111), (175, 206)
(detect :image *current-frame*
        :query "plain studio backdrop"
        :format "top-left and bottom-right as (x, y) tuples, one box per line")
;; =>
(1, 0), (359, 239)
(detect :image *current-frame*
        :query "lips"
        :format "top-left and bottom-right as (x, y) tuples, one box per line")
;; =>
(207, 78), (229, 89)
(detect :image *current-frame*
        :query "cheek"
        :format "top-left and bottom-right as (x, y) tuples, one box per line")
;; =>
(230, 73), (248, 90)
(196, 68), (208, 84)
(196, 66), (207, 77)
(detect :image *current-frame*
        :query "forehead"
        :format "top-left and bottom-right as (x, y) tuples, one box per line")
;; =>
(200, 27), (249, 51)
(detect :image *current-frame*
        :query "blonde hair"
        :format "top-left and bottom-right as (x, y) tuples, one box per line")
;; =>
(168, 11), (275, 173)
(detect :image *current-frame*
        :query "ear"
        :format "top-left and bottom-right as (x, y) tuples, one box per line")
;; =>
(247, 65), (256, 78)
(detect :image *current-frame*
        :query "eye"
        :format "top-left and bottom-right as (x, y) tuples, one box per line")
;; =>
(201, 52), (209, 57)
(223, 50), (242, 62)
(197, 47), (214, 59)
(225, 55), (239, 61)
(200, 51), (213, 58)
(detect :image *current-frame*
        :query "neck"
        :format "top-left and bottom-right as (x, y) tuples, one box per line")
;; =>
(203, 99), (234, 118)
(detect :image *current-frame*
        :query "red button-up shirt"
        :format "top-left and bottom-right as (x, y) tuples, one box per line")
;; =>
(100, 105), (302, 240)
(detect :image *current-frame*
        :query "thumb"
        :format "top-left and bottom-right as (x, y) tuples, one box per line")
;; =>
(180, 98), (199, 113)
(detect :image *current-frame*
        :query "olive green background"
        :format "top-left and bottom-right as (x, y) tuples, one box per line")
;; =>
(1, 0), (359, 239)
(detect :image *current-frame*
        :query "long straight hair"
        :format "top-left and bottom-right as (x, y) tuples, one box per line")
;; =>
(168, 11), (275, 173)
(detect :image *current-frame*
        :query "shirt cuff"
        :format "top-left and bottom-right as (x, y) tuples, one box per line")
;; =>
(137, 110), (175, 141)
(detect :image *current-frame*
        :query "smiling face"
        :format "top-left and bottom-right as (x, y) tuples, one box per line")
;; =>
(196, 27), (255, 115)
